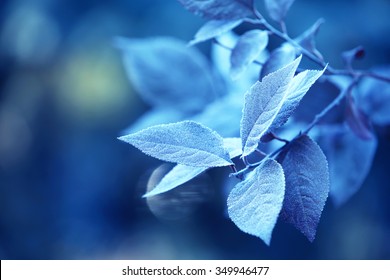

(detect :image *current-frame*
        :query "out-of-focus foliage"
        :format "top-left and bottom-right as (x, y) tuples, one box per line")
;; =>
(116, 37), (222, 113)
(189, 19), (243, 45)
(357, 67), (390, 125)
(230, 30), (268, 79)
(1, 0), (390, 259)
(178, 0), (254, 20)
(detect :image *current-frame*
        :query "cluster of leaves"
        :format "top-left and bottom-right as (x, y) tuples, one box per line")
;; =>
(117, 0), (390, 245)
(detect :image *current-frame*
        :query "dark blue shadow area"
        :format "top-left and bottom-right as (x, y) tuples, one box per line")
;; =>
(0, 0), (389, 259)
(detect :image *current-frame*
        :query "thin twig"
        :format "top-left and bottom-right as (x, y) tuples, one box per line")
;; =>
(255, 148), (267, 157)
(303, 78), (359, 134)
(248, 9), (390, 83)
(252, 9), (327, 68)
(229, 165), (238, 174)
(360, 72), (390, 83)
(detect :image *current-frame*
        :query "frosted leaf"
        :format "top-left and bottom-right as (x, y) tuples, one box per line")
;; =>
(119, 121), (233, 167)
(228, 159), (285, 245)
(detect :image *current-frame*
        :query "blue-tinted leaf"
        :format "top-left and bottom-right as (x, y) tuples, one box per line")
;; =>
(115, 37), (219, 113)
(189, 19), (243, 45)
(143, 137), (241, 198)
(241, 56), (302, 156)
(260, 43), (296, 79)
(212, 32), (264, 95)
(345, 93), (374, 140)
(264, 0), (295, 22)
(357, 67), (390, 125)
(313, 125), (377, 207)
(211, 31), (238, 79)
(143, 164), (207, 198)
(118, 121), (233, 167)
(178, 0), (254, 20)
(122, 108), (187, 135)
(227, 159), (285, 245)
(230, 30), (269, 79)
(277, 135), (329, 242)
(223, 138), (242, 158)
(192, 92), (243, 137)
(268, 67), (326, 132)
(295, 19), (324, 61)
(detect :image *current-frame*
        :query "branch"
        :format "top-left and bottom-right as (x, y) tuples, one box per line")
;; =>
(302, 78), (359, 135)
(252, 10), (327, 68)
(248, 10), (390, 84)
(360, 71), (390, 83)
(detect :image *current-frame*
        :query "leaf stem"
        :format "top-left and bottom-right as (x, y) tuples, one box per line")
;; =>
(269, 132), (289, 144)
(230, 142), (289, 179)
(230, 166), (248, 180)
(255, 148), (267, 157)
(229, 164), (238, 174)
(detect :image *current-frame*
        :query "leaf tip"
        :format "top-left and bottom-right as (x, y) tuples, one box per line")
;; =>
(142, 192), (154, 199)
(306, 231), (316, 243)
(262, 235), (272, 246)
(187, 39), (197, 47)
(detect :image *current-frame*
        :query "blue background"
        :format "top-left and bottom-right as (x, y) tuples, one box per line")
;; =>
(0, 0), (389, 259)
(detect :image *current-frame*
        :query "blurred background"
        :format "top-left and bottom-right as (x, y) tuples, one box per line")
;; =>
(0, 0), (389, 259)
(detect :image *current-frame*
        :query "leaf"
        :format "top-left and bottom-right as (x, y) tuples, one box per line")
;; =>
(264, 0), (296, 22)
(259, 43), (296, 79)
(143, 137), (241, 198)
(118, 121), (233, 167)
(295, 18), (324, 61)
(143, 164), (207, 198)
(178, 0), (255, 20)
(230, 30), (269, 79)
(241, 55), (302, 156)
(356, 66), (390, 125)
(313, 125), (377, 207)
(277, 135), (329, 242)
(115, 37), (220, 113)
(211, 31), (238, 79)
(192, 92), (243, 137)
(227, 159), (285, 245)
(223, 138), (242, 158)
(267, 66), (326, 132)
(189, 19), (243, 45)
(345, 92), (374, 140)
(211, 31), (263, 96)
(122, 108), (187, 135)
